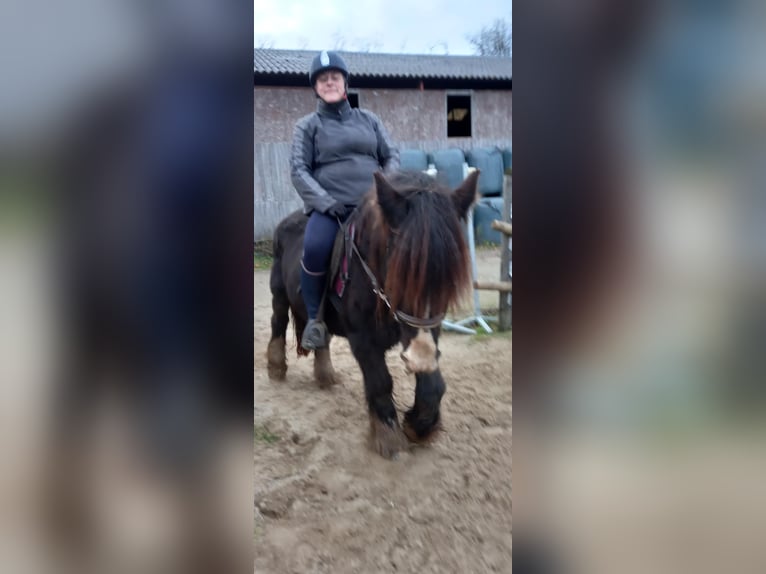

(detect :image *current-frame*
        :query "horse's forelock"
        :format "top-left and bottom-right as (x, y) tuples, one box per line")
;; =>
(382, 176), (471, 318)
(354, 172), (471, 319)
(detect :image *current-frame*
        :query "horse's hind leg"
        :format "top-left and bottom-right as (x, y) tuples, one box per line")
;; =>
(349, 336), (407, 458)
(313, 338), (338, 389)
(267, 269), (289, 381)
(403, 370), (446, 443)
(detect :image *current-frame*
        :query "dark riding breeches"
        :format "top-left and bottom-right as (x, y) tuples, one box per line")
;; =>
(301, 210), (349, 320)
(302, 211), (341, 275)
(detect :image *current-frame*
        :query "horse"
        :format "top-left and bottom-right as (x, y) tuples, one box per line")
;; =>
(266, 170), (479, 458)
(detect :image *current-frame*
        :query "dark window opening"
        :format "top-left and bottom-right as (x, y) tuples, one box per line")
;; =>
(347, 93), (360, 108)
(447, 95), (471, 137)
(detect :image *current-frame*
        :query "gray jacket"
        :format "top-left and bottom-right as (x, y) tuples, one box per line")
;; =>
(290, 100), (400, 214)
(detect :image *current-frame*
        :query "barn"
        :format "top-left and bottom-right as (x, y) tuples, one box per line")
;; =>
(254, 48), (512, 240)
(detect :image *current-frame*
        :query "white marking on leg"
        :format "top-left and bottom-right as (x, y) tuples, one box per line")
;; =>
(400, 329), (438, 373)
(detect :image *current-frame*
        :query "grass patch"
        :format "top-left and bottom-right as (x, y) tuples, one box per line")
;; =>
(475, 241), (501, 250)
(254, 252), (273, 270)
(254, 239), (274, 269)
(254, 425), (280, 444)
(468, 323), (512, 343)
(0, 174), (52, 232)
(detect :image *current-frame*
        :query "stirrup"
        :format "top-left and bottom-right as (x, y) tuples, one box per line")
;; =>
(301, 319), (328, 350)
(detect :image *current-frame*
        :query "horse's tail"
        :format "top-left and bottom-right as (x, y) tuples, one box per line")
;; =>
(271, 224), (283, 260)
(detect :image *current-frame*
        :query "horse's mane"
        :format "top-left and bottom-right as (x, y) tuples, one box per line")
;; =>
(354, 171), (472, 319)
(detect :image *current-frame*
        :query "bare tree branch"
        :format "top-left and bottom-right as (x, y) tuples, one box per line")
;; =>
(429, 42), (449, 55)
(467, 17), (511, 57)
(354, 38), (383, 53)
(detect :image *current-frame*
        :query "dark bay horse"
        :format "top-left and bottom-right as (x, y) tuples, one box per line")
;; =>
(267, 170), (479, 458)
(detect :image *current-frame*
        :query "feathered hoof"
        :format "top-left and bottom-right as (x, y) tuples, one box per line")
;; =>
(369, 416), (408, 460)
(267, 364), (287, 381)
(313, 347), (338, 389)
(266, 337), (287, 381)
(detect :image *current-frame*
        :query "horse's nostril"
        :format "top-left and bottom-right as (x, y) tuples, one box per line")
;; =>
(400, 352), (408, 363)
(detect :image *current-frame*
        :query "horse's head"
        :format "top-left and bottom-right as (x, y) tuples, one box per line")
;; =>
(369, 169), (479, 373)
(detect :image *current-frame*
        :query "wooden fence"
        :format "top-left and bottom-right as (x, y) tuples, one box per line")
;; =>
(254, 138), (513, 241)
(254, 142), (300, 241)
(497, 175), (512, 330)
(471, 174), (511, 331)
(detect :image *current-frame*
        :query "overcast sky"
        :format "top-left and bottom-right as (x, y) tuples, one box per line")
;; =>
(254, 0), (511, 56)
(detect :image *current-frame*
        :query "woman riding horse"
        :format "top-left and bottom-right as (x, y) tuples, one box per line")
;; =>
(268, 168), (479, 459)
(291, 50), (399, 351)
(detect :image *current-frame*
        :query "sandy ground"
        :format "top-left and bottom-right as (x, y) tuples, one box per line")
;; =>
(254, 247), (512, 574)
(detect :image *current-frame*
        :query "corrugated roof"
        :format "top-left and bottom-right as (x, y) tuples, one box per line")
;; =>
(254, 49), (512, 81)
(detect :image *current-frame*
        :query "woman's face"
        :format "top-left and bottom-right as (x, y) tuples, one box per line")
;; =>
(314, 70), (345, 103)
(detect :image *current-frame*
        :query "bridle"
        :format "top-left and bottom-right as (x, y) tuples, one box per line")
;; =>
(349, 238), (445, 330)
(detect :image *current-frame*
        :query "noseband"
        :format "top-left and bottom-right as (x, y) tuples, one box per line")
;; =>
(349, 239), (444, 330)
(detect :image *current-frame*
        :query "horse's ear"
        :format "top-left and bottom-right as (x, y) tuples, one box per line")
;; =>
(374, 171), (407, 226)
(452, 170), (480, 220)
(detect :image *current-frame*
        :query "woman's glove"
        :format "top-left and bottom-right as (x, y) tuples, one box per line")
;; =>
(325, 201), (350, 219)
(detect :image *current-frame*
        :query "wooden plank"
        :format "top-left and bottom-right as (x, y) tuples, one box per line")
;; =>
(474, 280), (512, 292)
(491, 220), (512, 235)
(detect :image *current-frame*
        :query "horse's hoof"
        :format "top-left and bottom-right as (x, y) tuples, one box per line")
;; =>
(403, 410), (442, 444)
(313, 347), (337, 389)
(267, 364), (287, 381)
(316, 371), (339, 389)
(369, 417), (408, 459)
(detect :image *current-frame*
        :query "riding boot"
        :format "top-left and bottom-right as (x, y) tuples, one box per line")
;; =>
(300, 267), (329, 350)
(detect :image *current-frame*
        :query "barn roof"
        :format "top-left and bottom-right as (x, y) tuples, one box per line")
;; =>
(254, 49), (512, 82)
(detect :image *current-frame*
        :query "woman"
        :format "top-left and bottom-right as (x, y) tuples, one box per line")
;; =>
(291, 50), (400, 350)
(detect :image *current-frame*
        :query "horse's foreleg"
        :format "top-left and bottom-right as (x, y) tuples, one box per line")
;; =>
(267, 271), (290, 381)
(349, 336), (407, 459)
(313, 340), (338, 388)
(403, 370), (446, 443)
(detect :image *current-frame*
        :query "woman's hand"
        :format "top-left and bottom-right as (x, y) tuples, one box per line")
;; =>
(325, 201), (351, 219)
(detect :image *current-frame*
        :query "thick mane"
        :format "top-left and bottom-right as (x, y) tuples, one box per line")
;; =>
(355, 171), (472, 319)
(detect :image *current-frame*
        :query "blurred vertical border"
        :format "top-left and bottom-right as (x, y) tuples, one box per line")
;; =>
(514, 0), (766, 572)
(0, 2), (253, 573)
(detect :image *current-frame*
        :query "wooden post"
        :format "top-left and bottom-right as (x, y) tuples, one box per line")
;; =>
(498, 174), (512, 331)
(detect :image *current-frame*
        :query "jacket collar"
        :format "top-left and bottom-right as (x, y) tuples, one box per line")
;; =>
(317, 99), (352, 119)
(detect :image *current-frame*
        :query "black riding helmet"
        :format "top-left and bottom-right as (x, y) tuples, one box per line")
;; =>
(308, 50), (349, 90)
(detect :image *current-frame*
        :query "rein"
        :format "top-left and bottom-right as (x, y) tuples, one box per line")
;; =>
(349, 236), (445, 330)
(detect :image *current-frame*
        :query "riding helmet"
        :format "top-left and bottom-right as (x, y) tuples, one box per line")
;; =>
(308, 50), (349, 87)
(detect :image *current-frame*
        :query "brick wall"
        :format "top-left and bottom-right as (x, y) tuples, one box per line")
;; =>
(254, 87), (512, 144)
(471, 91), (513, 141)
(254, 87), (315, 143)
